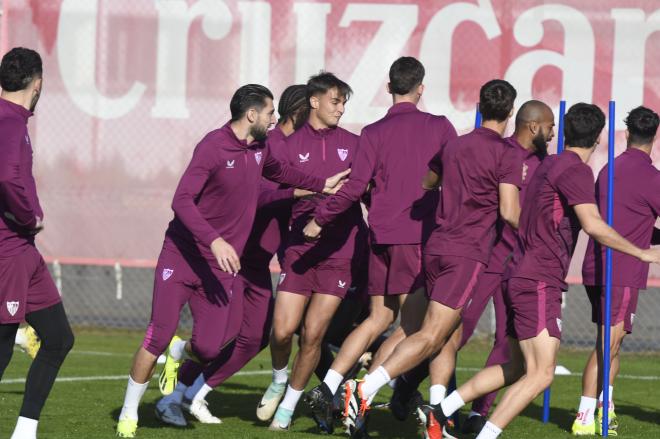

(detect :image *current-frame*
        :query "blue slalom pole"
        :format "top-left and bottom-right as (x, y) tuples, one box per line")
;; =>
(542, 100), (566, 424)
(475, 102), (482, 128)
(602, 101), (616, 437)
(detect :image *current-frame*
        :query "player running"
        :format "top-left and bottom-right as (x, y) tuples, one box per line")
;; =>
(0, 47), (75, 439)
(340, 79), (522, 438)
(257, 72), (366, 432)
(572, 106), (660, 436)
(301, 57), (457, 434)
(115, 84), (348, 438)
(419, 103), (660, 439)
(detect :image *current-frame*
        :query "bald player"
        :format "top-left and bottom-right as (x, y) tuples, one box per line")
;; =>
(424, 103), (660, 439)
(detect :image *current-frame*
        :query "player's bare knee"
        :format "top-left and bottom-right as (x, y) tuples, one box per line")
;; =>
(272, 325), (294, 346)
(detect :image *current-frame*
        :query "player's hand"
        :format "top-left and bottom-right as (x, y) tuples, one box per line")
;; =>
(211, 237), (241, 274)
(639, 247), (660, 264)
(303, 219), (322, 241)
(4, 212), (44, 234)
(323, 168), (350, 194)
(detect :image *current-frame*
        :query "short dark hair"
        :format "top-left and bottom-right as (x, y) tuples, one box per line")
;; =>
(564, 103), (606, 148)
(625, 106), (659, 145)
(278, 84), (308, 125)
(0, 47), (42, 92)
(307, 72), (352, 101)
(229, 84), (274, 122)
(479, 79), (517, 122)
(389, 57), (425, 95)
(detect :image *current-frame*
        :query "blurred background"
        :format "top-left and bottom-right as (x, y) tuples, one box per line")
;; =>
(1, 0), (659, 350)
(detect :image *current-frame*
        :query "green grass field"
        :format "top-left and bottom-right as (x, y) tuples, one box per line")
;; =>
(1, 329), (658, 438)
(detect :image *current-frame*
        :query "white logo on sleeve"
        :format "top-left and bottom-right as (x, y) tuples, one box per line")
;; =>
(338, 280), (346, 289)
(162, 268), (174, 281)
(25, 134), (30, 145)
(255, 151), (262, 165)
(337, 148), (348, 161)
(522, 163), (529, 182)
(6, 301), (19, 317)
(298, 152), (310, 163)
(556, 318), (562, 332)
(279, 273), (287, 285)
(226, 160), (235, 169)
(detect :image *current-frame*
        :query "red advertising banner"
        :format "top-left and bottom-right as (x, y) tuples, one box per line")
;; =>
(2, 0), (660, 282)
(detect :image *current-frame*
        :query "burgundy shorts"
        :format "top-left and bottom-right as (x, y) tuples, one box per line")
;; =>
(368, 243), (424, 296)
(278, 247), (352, 298)
(586, 285), (639, 333)
(0, 246), (61, 324)
(424, 254), (484, 309)
(505, 277), (563, 341)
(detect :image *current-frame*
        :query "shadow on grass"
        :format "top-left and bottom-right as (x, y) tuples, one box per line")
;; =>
(110, 402), (198, 432)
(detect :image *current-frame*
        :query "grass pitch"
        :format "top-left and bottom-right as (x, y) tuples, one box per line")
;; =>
(1, 329), (658, 438)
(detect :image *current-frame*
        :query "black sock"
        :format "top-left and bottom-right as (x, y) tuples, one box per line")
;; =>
(21, 302), (74, 420)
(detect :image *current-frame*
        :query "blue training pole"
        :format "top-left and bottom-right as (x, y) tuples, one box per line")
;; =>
(542, 100), (566, 424)
(602, 101), (616, 437)
(475, 102), (482, 128)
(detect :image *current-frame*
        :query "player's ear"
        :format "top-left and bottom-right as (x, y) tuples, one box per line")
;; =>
(417, 83), (424, 97)
(246, 108), (257, 123)
(624, 129), (629, 143)
(386, 83), (392, 95)
(309, 95), (320, 110)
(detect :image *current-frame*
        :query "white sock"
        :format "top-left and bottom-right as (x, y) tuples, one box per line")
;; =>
(323, 369), (344, 395)
(184, 374), (206, 401)
(194, 384), (213, 403)
(279, 385), (303, 412)
(162, 382), (186, 405)
(361, 366), (391, 400)
(430, 384), (447, 405)
(440, 391), (465, 418)
(475, 421), (502, 439)
(14, 327), (27, 347)
(388, 379), (397, 389)
(118, 376), (149, 421)
(468, 411), (482, 419)
(10, 416), (38, 439)
(272, 366), (288, 385)
(598, 386), (614, 410)
(169, 339), (188, 361)
(577, 396), (597, 425)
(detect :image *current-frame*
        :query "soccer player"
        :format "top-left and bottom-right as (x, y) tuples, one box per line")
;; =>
(301, 57), (457, 434)
(422, 103), (660, 439)
(115, 84), (349, 438)
(0, 47), (75, 439)
(342, 79), (522, 437)
(391, 100), (555, 432)
(153, 84), (313, 426)
(572, 106), (660, 436)
(257, 72), (365, 431)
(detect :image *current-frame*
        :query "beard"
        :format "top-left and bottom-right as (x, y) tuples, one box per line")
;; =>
(533, 130), (549, 158)
(29, 91), (40, 113)
(250, 122), (269, 142)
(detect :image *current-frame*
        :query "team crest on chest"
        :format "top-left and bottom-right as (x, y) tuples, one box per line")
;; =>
(299, 152), (310, 163)
(226, 160), (235, 169)
(255, 151), (262, 165)
(162, 268), (174, 281)
(6, 301), (19, 317)
(337, 148), (348, 161)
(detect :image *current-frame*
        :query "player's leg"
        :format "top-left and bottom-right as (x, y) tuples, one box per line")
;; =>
(258, 287), (307, 421)
(464, 282), (510, 434)
(428, 325), (462, 403)
(271, 292), (342, 431)
(117, 248), (192, 436)
(0, 323), (19, 379)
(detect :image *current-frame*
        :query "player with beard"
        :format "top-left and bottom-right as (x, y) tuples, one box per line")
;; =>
(421, 103), (660, 439)
(257, 72), (366, 431)
(152, 85), (319, 427)
(116, 84), (349, 438)
(0, 47), (75, 439)
(390, 101), (555, 433)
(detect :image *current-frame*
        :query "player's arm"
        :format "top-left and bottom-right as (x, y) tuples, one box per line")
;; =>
(574, 203), (660, 263)
(309, 131), (375, 239)
(171, 140), (239, 273)
(257, 184), (313, 209)
(498, 183), (521, 229)
(423, 151), (443, 190)
(261, 147), (347, 194)
(0, 124), (39, 229)
(652, 227), (660, 246)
